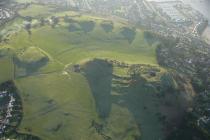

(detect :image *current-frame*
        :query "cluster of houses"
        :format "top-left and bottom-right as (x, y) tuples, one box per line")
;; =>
(0, 90), (16, 136)
(149, 0), (208, 35)
(128, 0), (153, 23)
(14, 0), (207, 40)
(0, 8), (14, 25)
(108, 0), (209, 40)
(156, 24), (210, 136)
(197, 116), (210, 128)
(35, 0), (78, 9)
(195, 91), (210, 135)
(158, 34), (207, 74)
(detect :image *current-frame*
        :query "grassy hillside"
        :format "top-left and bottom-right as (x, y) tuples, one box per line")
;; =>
(82, 59), (164, 140)
(8, 24), (157, 65)
(0, 57), (14, 84)
(0, 11), (160, 139)
(16, 47), (47, 64)
(0, 6), (191, 140)
(15, 72), (101, 140)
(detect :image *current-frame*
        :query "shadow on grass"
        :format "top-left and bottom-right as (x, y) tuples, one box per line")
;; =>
(83, 59), (113, 119)
(67, 20), (95, 33)
(68, 23), (82, 32)
(100, 21), (114, 33)
(78, 20), (95, 33)
(14, 57), (49, 75)
(83, 60), (186, 140)
(143, 31), (158, 45)
(83, 61), (154, 139)
(120, 27), (136, 44)
(112, 76), (150, 140)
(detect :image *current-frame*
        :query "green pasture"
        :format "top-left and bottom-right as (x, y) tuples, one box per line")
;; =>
(8, 18), (157, 65)
(0, 57), (14, 84)
(15, 72), (101, 140)
(0, 8), (173, 140)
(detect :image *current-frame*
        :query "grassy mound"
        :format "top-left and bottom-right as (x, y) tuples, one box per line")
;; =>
(15, 47), (49, 75)
(16, 47), (48, 65)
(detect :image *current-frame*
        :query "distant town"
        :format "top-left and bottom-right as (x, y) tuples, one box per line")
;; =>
(1, 0), (208, 42)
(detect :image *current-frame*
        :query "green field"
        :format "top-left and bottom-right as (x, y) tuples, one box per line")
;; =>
(0, 57), (14, 84)
(15, 72), (100, 140)
(8, 21), (157, 65)
(0, 6), (184, 140)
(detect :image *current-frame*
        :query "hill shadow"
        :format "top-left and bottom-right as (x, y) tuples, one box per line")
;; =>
(143, 31), (158, 45)
(14, 57), (49, 75)
(78, 20), (95, 33)
(100, 21), (114, 33)
(112, 76), (149, 140)
(82, 60), (185, 140)
(120, 27), (136, 44)
(83, 59), (113, 119)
